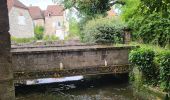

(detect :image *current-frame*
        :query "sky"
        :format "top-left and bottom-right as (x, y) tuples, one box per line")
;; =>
(19, 0), (54, 10)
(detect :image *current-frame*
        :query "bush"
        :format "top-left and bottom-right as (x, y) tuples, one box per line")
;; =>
(34, 26), (44, 40)
(129, 43), (170, 92)
(129, 47), (158, 85)
(81, 17), (126, 44)
(157, 51), (170, 92)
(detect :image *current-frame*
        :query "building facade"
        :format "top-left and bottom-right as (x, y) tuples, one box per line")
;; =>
(7, 0), (34, 38)
(44, 5), (69, 40)
(28, 6), (44, 27)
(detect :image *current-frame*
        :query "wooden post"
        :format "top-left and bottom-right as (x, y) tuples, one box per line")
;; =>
(0, 0), (15, 99)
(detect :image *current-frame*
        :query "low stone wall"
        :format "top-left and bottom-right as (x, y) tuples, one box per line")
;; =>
(12, 45), (133, 80)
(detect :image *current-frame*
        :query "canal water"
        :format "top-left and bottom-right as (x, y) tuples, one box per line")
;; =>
(15, 74), (165, 100)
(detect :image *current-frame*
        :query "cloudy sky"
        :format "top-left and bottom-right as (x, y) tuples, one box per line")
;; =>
(19, 0), (54, 10)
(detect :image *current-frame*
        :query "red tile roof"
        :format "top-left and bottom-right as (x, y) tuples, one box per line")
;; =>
(44, 5), (64, 17)
(107, 9), (116, 17)
(28, 6), (44, 20)
(7, 0), (28, 11)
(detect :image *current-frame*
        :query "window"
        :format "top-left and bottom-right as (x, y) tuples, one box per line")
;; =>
(18, 16), (26, 25)
(58, 22), (61, 27)
(54, 21), (62, 29)
(48, 13), (51, 17)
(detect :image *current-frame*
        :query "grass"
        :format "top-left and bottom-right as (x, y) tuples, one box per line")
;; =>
(43, 35), (59, 41)
(11, 35), (60, 44)
(11, 37), (36, 43)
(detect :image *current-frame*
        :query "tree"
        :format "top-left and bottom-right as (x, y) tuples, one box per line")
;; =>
(139, 0), (170, 17)
(53, 0), (125, 18)
(121, 0), (170, 47)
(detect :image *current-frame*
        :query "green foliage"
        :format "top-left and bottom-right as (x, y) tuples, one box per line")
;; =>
(43, 35), (59, 41)
(66, 18), (80, 40)
(121, 0), (170, 47)
(69, 18), (80, 36)
(121, 0), (170, 18)
(63, 0), (111, 18)
(139, 0), (170, 17)
(129, 47), (158, 85)
(157, 51), (170, 92)
(11, 37), (35, 43)
(128, 13), (170, 47)
(81, 17), (125, 44)
(129, 43), (170, 92)
(34, 26), (44, 40)
(121, 0), (140, 21)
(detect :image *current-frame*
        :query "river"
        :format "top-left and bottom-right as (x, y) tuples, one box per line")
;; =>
(15, 74), (165, 100)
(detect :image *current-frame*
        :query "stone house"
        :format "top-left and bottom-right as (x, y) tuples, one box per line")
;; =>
(28, 6), (44, 27)
(7, 0), (34, 38)
(107, 7), (117, 17)
(44, 5), (69, 40)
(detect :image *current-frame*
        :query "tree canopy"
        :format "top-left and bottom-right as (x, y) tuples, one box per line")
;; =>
(121, 0), (170, 47)
(63, 0), (111, 18)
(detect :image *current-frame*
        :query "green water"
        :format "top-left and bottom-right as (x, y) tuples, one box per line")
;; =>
(15, 74), (165, 100)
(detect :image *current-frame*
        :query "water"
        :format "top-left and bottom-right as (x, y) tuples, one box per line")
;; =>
(15, 74), (165, 100)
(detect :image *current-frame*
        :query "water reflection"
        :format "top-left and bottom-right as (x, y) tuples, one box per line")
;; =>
(26, 76), (84, 85)
(16, 74), (164, 100)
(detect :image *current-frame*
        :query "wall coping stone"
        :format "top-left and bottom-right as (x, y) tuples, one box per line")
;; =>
(11, 45), (137, 54)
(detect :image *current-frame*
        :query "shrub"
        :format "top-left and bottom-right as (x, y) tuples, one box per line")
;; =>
(34, 26), (44, 40)
(81, 17), (126, 44)
(129, 47), (158, 85)
(157, 51), (170, 92)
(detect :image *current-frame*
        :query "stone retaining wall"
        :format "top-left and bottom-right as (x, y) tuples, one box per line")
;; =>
(12, 45), (133, 80)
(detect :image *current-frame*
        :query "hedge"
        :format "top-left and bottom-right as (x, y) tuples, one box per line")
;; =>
(129, 47), (158, 85)
(129, 46), (170, 92)
(157, 51), (170, 92)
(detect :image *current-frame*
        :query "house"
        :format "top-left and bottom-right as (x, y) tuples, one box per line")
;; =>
(44, 5), (69, 40)
(28, 6), (44, 27)
(107, 7), (117, 17)
(7, 0), (34, 38)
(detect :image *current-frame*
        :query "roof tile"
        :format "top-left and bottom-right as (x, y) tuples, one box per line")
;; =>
(44, 5), (64, 17)
(29, 6), (44, 20)
(7, 0), (28, 11)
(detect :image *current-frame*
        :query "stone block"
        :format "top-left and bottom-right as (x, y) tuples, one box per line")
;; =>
(0, 63), (13, 80)
(0, 0), (9, 32)
(0, 32), (11, 54)
(0, 80), (15, 100)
